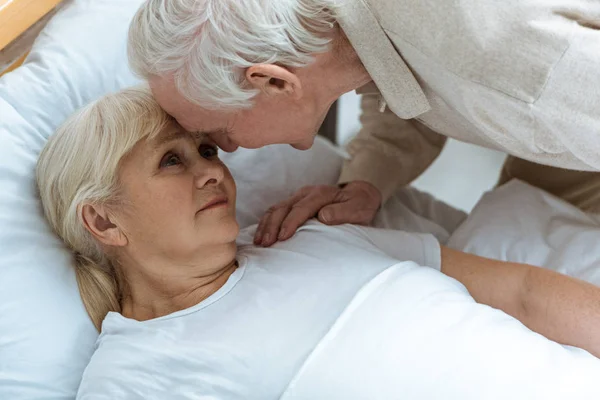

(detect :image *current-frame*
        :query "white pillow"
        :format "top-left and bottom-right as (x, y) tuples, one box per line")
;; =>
(447, 179), (600, 286)
(0, 1), (144, 399)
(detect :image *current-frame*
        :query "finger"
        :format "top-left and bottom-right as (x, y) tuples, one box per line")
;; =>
(318, 203), (377, 226)
(259, 187), (321, 243)
(254, 207), (280, 244)
(260, 203), (296, 247)
(254, 214), (269, 245)
(278, 190), (339, 240)
(254, 190), (308, 245)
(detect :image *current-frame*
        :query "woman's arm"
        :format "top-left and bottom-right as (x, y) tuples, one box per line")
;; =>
(441, 246), (600, 357)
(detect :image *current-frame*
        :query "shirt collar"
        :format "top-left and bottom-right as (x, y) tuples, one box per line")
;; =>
(336, 0), (431, 118)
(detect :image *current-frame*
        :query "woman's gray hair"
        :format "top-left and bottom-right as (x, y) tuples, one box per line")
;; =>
(127, 0), (338, 109)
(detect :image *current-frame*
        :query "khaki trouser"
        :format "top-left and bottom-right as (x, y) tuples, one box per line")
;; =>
(498, 156), (600, 213)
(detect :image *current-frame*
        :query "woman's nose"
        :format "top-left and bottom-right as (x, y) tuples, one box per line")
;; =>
(193, 160), (225, 188)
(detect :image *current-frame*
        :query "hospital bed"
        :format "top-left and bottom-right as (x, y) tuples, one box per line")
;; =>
(1, 1), (600, 399)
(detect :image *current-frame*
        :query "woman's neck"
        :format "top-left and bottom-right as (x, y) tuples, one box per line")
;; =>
(119, 244), (238, 321)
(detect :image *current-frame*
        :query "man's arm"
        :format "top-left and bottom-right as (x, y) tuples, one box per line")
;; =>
(339, 94), (447, 203)
(441, 247), (600, 357)
(253, 94), (448, 247)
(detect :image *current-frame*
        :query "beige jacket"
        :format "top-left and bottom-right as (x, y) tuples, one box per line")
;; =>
(337, 0), (600, 201)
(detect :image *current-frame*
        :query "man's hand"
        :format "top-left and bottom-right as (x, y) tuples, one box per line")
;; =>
(253, 181), (382, 247)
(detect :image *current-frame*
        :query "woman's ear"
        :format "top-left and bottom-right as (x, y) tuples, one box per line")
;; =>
(245, 64), (303, 100)
(81, 203), (128, 247)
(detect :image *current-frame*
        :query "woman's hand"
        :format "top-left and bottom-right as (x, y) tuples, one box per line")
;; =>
(254, 181), (382, 247)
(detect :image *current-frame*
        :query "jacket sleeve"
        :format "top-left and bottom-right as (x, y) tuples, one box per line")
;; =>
(339, 94), (447, 203)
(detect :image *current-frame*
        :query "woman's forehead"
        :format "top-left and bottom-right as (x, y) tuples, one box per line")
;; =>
(150, 124), (199, 148)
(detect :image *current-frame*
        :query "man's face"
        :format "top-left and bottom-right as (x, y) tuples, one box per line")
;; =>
(150, 77), (330, 152)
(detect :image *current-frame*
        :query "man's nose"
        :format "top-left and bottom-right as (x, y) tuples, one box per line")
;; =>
(210, 134), (239, 153)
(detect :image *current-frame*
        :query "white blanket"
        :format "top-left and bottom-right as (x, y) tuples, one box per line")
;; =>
(280, 264), (600, 400)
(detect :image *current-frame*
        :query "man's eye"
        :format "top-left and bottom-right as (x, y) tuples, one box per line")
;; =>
(199, 144), (218, 159)
(160, 152), (182, 167)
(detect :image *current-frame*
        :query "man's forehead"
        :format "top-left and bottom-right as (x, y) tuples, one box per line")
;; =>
(151, 76), (214, 112)
(149, 76), (232, 135)
(149, 75), (190, 110)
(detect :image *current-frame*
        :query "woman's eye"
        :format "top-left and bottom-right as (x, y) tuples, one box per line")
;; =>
(199, 144), (218, 159)
(160, 153), (182, 168)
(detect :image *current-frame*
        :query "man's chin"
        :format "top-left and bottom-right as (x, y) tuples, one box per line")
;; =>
(290, 143), (308, 151)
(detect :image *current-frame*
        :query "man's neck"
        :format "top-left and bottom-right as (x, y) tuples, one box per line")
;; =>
(325, 28), (373, 96)
(299, 28), (372, 104)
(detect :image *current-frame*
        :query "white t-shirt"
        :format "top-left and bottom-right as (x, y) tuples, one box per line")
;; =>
(76, 221), (440, 400)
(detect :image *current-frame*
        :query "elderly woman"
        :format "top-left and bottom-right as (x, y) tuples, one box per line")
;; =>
(37, 88), (600, 399)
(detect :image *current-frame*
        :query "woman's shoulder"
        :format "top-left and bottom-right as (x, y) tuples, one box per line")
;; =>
(80, 309), (201, 398)
(235, 220), (359, 250)
(78, 320), (151, 398)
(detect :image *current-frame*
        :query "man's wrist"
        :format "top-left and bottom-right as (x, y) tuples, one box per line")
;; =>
(340, 180), (383, 207)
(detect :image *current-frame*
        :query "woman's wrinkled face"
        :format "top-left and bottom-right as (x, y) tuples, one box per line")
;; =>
(112, 123), (239, 264)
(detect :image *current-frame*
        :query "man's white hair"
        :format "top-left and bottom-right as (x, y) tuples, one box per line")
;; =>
(128, 0), (338, 109)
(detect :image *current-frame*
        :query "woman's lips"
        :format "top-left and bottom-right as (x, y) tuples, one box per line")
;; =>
(198, 196), (229, 212)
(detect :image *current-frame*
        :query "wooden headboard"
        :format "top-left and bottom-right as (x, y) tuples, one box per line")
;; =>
(0, 0), (63, 75)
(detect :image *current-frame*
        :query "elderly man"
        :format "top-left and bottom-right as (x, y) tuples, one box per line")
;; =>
(128, 0), (600, 247)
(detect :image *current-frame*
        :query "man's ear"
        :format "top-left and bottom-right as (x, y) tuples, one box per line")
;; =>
(80, 203), (128, 247)
(245, 64), (303, 99)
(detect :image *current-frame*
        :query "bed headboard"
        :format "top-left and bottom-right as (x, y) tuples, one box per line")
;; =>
(0, 0), (63, 76)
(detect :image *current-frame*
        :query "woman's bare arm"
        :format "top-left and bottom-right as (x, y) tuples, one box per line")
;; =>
(441, 246), (600, 357)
